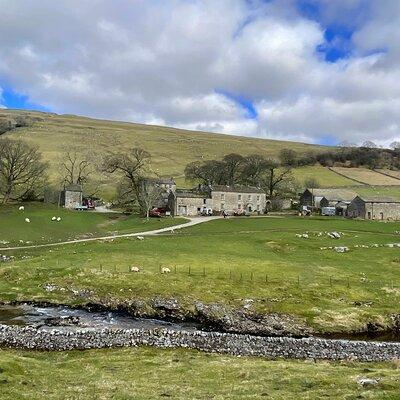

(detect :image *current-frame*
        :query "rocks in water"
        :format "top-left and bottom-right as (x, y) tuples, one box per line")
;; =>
(42, 316), (80, 327)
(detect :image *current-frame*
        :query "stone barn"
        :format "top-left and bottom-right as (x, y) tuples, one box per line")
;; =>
(300, 188), (357, 209)
(59, 184), (83, 209)
(348, 196), (400, 220)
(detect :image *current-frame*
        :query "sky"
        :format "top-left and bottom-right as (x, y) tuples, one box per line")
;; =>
(0, 0), (399, 147)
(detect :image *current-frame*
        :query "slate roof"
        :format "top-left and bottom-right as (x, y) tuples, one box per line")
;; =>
(306, 188), (357, 201)
(212, 185), (265, 194)
(174, 190), (210, 199)
(356, 196), (400, 203)
(64, 184), (83, 192)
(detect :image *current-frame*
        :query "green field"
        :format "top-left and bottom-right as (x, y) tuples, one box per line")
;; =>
(1, 347), (399, 399)
(0, 203), (186, 245)
(2, 215), (400, 333)
(331, 167), (400, 186)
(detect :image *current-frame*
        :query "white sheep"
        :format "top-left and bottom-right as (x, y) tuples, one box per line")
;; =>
(161, 267), (171, 274)
(51, 216), (57, 221)
(24, 218), (30, 223)
(56, 217), (61, 222)
(19, 206), (25, 211)
(137, 236), (144, 241)
(130, 266), (140, 272)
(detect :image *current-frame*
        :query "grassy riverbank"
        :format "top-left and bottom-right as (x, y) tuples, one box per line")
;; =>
(0, 347), (400, 399)
(1, 216), (400, 333)
(0, 203), (186, 245)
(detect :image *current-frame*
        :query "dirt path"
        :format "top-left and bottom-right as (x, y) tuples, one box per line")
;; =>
(0, 216), (220, 251)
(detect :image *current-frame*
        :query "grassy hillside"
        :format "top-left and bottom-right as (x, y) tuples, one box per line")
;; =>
(1, 109), (399, 200)
(0, 109), (326, 193)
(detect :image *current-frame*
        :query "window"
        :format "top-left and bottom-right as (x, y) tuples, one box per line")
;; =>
(221, 193), (225, 201)
(238, 194), (242, 201)
(257, 204), (260, 211)
(238, 204), (242, 209)
(203, 198), (207, 204)
(221, 203), (225, 210)
(257, 195), (260, 202)
(367, 212), (371, 219)
(248, 194), (251, 201)
(380, 212), (384, 220)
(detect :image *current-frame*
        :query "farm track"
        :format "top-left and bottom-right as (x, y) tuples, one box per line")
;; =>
(0, 216), (220, 251)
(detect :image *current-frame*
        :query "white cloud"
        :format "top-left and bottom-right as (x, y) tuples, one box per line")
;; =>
(0, 0), (399, 146)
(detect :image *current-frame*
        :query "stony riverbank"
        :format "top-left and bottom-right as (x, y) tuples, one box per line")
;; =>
(1, 324), (400, 362)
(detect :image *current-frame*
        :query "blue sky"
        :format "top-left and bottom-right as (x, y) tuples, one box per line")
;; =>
(0, 0), (398, 147)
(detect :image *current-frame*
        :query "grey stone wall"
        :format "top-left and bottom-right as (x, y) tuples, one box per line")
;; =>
(2, 324), (400, 362)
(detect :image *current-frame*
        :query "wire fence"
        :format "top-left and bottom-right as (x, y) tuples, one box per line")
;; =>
(81, 262), (400, 290)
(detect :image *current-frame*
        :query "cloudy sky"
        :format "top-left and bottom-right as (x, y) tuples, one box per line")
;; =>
(0, 0), (399, 146)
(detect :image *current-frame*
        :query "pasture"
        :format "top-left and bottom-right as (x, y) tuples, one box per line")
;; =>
(1, 215), (400, 333)
(1, 347), (400, 399)
(0, 203), (186, 245)
(330, 167), (400, 186)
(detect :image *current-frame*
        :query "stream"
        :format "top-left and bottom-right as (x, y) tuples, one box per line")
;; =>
(0, 304), (200, 332)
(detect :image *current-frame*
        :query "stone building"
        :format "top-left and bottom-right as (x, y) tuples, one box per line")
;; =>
(210, 185), (266, 214)
(59, 184), (83, 209)
(168, 185), (266, 216)
(300, 188), (357, 209)
(168, 190), (212, 216)
(347, 196), (400, 220)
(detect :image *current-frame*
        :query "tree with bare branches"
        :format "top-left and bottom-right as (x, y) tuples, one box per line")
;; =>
(0, 138), (47, 203)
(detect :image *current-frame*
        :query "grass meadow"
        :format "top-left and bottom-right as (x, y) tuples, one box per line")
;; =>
(1, 347), (400, 399)
(0, 203), (186, 245)
(1, 215), (400, 333)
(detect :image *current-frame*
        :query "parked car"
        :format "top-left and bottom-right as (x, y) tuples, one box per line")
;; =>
(149, 208), (164, 217)
(233, 209), (251, 217)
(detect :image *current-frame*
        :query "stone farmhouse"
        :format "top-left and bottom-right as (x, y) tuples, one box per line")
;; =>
(168, 185), (267, 216)
(300, 188), (357, 210)
(348, 196), (400, 221)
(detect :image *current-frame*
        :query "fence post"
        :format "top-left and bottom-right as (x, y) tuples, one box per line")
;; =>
(230, 270), (232, 280)
(188, 266), (191, 276)
(174, 265), (177, 274)
(250, 272), (253, 282)
(240, 272), (243, 281)
(100, 264), (102, 272)
(265, 274), (268, 283)
(329, 276), (332, 287)
(297, 275), (300, 286)
(347, 278), (350, 288)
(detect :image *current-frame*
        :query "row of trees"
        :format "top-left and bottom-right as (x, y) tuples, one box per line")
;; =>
(185, 153), (297, 198)
(279, 146), (400, 170)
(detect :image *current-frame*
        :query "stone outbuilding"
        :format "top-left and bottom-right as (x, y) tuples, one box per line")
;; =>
(59, 184), (83, 209)
(347, 196), (400, 220)
(300, 188), (357, 209)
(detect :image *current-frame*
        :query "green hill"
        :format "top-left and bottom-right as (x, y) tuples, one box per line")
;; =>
(1, 109), (400, 200)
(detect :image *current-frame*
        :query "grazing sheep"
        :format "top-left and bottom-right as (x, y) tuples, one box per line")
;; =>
(161, 267), (171, 274)
(51, 216), (57, 221)
(18, 206), (25, 211)
(137, 236), (144, 241)
(56, 217), (61, 222)
(130, 266), (140, 272)
(24, 218), (30, 223)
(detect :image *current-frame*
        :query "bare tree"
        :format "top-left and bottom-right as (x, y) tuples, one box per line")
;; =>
(137, 178), (166, 219)
(0, 138), (47, 203)
(260, 161), (293, 198)
(59, 149), (93, 186)
(103, 147), (157, 215)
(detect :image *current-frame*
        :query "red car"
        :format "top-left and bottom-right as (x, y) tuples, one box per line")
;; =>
(149, 208), (165, 217)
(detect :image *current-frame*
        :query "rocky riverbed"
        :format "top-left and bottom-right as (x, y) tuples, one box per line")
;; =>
(1, 302), (400, 361)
